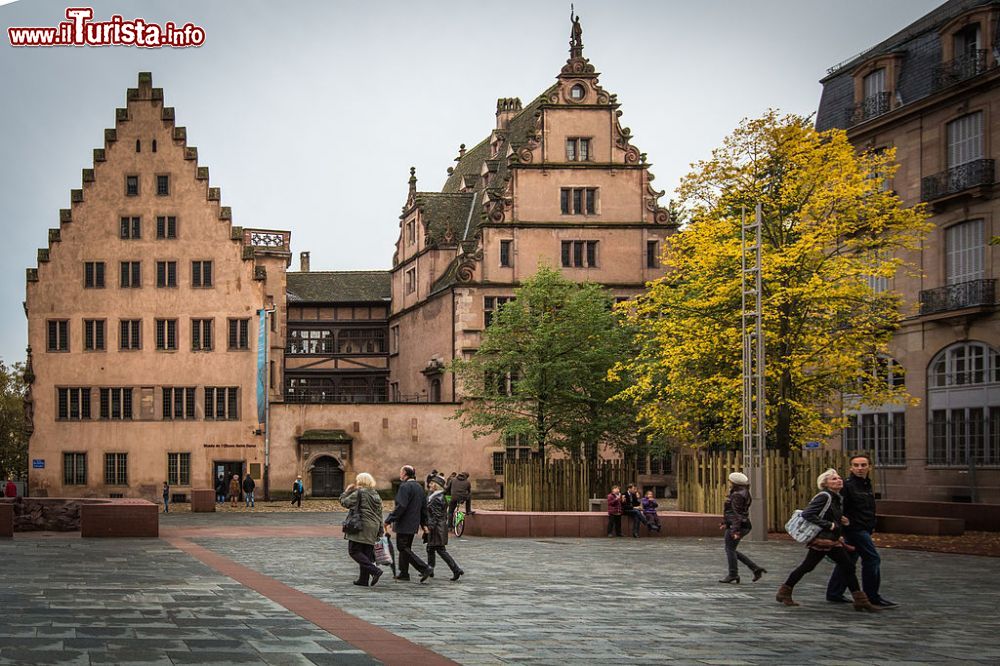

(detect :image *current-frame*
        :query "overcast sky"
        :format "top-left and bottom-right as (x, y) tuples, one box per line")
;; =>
(0, 0), (943, 365)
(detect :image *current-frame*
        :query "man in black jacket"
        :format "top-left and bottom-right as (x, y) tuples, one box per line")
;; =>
(826, 454), (897, 607)
(384, 465), (432, 582)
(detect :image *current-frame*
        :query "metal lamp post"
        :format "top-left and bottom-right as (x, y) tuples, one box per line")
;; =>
(741, 204), (768, 541)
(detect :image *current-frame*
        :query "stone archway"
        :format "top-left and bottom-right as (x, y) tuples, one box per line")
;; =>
(310, 456), (344, 497)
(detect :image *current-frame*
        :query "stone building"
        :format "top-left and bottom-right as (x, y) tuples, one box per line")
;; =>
(817, 0), (1000, 501)
(23, 21), (678, 500)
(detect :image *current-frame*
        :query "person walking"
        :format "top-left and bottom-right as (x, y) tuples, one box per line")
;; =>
(606, 485), (623, 537)
(242, 472), (256, 509)
(826, 454), (897, 608)
(384, 465), (432, 582)
(291, 475), (303, 507)
(425, 474), (464, 581)
(229, 474), (241, 508)
(718, 472), (765, 584)
(162, 481), (170, 513)
(215, 474), (226, 504)
(340, 472), (386, 587)
(776, 468), (881, 612)
(447, 471), (473, 526)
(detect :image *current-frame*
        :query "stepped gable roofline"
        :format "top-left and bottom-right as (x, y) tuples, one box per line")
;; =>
(286, 270), (391, 304)
(820, 0), (997, 82)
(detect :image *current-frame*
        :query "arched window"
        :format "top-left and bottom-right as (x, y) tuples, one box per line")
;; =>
(927, 342), (1000, 466)
(843, 355), (906, 466)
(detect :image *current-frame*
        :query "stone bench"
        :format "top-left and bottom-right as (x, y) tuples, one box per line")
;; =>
(464, 510), (723, 538)
(190, 489), (216, 512)
(0, 497), (158, 537)
(0, 503), (11, 537)
(877, 500), (999, 532)
(876, 514), (965, 536)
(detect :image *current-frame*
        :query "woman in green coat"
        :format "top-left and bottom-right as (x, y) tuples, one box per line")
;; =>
(339, 472), (385, 587)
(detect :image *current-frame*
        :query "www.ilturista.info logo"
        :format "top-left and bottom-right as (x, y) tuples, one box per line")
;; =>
(8, 7), (205, 48)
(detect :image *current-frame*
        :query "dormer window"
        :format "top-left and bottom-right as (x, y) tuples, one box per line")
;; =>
(954, 23), (981, 59)
(570, 84), (585, 100)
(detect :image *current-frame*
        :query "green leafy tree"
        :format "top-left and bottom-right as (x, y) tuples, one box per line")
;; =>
(0, 361), (28, 481)
(452, 266), (639, 459)
(612, 112), (931, 454)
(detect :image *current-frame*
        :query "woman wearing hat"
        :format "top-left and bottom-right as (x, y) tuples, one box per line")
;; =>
(424, 474), (464, 581)
(719, 471), (766, 584)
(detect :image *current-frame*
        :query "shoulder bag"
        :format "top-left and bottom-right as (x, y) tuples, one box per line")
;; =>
(784, 491), (833, 544)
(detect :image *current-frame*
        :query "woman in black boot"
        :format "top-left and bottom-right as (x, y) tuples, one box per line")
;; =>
(425, 474), (464, 581)
(719, 472), (766, 584)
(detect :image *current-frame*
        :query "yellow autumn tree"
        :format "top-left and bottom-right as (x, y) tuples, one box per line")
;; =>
(612, 112), (931, 454)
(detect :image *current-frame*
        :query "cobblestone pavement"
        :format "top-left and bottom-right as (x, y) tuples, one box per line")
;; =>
(2, 511), (999, 665)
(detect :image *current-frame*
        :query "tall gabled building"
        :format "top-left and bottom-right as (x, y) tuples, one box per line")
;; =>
(389, 22), (676, 404)
(817, 0), (1000, 501)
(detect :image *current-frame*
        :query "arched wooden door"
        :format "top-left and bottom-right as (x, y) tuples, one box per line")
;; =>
(311, 456), (344, 497)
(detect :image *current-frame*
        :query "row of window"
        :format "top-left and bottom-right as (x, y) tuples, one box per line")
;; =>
(56, 386), (240, 421)
(82, 260), (213, 289)
(287, 328), (386, 355)
(124, 174), (171, 197)
(118, 215), (178, 240)
(64, 451), (191, 486)
(47, 317), (249, 352)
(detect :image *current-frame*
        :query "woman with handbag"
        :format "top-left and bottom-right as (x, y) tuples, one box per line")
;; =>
(776, 468), (881, 612)
(339, 472), (385, 587)
(718, 472), (765, 584)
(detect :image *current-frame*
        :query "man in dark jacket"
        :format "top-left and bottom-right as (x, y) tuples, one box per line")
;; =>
(826, 454), (897, 607)
(447, 471), (473, 526)
(384, 465), (432, 582)
(242, 473), (256, 509)
(215, 475), (226, 504)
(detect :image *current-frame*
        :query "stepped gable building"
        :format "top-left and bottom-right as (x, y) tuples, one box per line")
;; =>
(388, 22), (676, 403)
(817, 0), (1000, 501)
(23, 73), (290, 500)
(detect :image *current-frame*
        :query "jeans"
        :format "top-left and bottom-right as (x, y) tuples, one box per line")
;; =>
(348, 540), (381, 585)
(245, 491), (254, 508)
(625, 509), (649, 537)
(426, 545), (461, 576)
(163, 496), (169, 513)
(395, 532), (430, 577)
(785, 546), (859, 592)
(217, 492), (225, 503)
(607, 514), (622, 536)
(826, 529), (882, 600)
(723, 527), (761, 576)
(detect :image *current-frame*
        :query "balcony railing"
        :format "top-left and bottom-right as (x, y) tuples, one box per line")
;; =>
(919, 279), (996, 316)
(284, 390), (388, 404)
(920, 158), (995, 202)
(932, 49), (991, 91)
(844, 92), (891, 127)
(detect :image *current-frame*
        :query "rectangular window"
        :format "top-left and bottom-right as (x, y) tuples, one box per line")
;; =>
(565, 137), (591, 162)
(390, 325), (400, 354)
(84, 261), (105, 288)
(947, 112), (983, 168)
(560, 240), (599, 268)
(47, 319), (69, 352)
(155, 319), (177, 351)
(287, 329), (333, 354)
(406, 220), (416, 245)
(57, 387), (91, 420)
(167, 452), (191, 485)
(192, 318), (213, 351)
(228, 318), (250, 350)
(946, 219), (984, 285)
(192, 260), (213, 288)
(484, 296), (514, 328)
(156, 261), (177, 288)
(559, 188), (598, 215)
(120, 319), (141, 350)
(119, 216), (141, 239)
(862, 68), (885, 100)
(156, 216), (177, 239)
(337, 328), (386, 354)
(204, 387), (239, 420)
(162, 387), (196, 420)
(84, 319), (105, 351)
(104, 452), (128, 485)
(63, 452), (87, 485)
(646, 240), (659, 268)
(125, 175), (139, 197)
(499, 239), (512, 267)
(156, 175), (170, 196)
(120, 261), (141, 288)
(405, 268), (416, 294)
(929, 407), (999, 466)
(99, 388), (133, 420)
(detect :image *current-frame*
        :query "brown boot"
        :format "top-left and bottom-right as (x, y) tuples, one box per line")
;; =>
(776, 584), (799, 606)
(852, 590), (882, 613)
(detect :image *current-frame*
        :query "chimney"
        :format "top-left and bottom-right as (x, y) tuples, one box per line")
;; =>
(299, 252), (310, 273)
(496, 97), (522, 129)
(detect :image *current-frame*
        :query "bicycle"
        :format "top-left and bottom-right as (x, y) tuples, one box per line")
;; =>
(452, 505), (466, 537)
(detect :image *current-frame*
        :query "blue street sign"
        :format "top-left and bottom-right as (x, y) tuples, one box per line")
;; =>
(32, 459), (45, 469)
(804, 441), (821, 450)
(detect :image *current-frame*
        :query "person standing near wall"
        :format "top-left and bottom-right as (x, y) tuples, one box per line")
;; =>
(243, 473), (256, 509)
(162, 481), (170, 513)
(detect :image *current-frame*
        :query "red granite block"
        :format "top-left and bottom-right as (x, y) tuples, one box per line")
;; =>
(529, 514), (556, 537)
(506, 513), (531, 537)
(579, 514), (608, 537)
(0, 503), (12, 537)
(190, 489), (216, 513)
(468, 511), (505, 537)
(81, 500), (158, 537)
(553, 514), (580, 537)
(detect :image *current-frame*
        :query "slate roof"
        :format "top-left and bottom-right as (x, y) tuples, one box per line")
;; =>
(816, 0), (999, 131)
(414, 192), (476, 246)
(286, 271), (391, 304)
